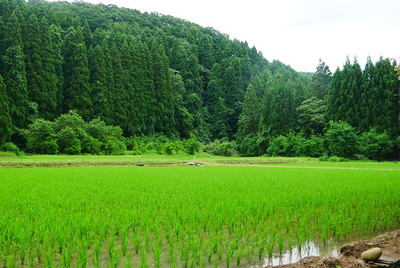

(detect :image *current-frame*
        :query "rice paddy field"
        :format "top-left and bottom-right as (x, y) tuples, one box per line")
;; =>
(0, 155), (399, 267)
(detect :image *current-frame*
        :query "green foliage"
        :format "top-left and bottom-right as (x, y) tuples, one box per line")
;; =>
(296, 135), (324, 158)
(297, 97), (326, 137)
(0, 75), (12, 144)
(0, 142), (21, 156)
(236, 84), (260, 141)
(163, 141), (182, 155)
(236, 133), (259, 157)
(104, 136), (126, 155)
(309, 59), (331, 99)
(25, 119), (56, 154)
(57, 127), (81, 155)
(267, 133), (304, 157)
(24, 110), (125, 155)
(0, 0), (398, 159)
(184, 137), (202, 155)
(324, 121), (358, 159)
(358, 128), (394, 161)
(267, 133), (324, 158)
(204, 139), (237, 156)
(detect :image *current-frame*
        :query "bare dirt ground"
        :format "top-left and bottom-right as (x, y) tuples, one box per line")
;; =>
(267, 229), (400, 268)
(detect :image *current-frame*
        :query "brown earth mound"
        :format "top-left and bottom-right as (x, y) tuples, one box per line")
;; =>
(267, 229), (400, 268)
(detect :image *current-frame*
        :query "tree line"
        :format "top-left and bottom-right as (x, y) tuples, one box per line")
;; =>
(0, 0), (399, 160)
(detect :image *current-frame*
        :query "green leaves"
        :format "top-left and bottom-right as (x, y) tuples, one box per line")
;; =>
(24, 110), (126, 155)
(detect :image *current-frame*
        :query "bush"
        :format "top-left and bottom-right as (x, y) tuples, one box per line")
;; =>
(104, 136), (126, 155)
(0, 142), (21, 156)
(45, 138), (59, 155)
(236, 134), (259, 156)
(25, 119), (56, 154)
(267, 133), (306, 157)
(358, 128), (394, 161)
(296, 135), (324, 157)
(267, 135), (290, 156)
(329, 156), (349, 162)
(204, 139), (237, 156)
(163, 141), (182, 155)
(82, 136), (102, 155)
(57, 127), (81, 155)
(185, 138), (201, 155)
(324, 121), (358, 159)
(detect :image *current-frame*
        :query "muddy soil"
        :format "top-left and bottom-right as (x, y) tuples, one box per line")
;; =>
(267, 229), (400, 268)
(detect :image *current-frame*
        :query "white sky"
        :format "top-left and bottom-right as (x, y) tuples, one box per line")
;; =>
(59, 0), (399, 72)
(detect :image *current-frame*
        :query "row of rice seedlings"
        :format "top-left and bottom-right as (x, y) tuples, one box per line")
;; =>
(1, 166), (399, 267)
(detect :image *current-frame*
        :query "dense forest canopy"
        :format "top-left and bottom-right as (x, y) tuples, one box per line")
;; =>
(0, 0), (399, 160)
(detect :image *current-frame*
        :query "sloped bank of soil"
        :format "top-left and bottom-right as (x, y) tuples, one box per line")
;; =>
(267, 229), (400, 268)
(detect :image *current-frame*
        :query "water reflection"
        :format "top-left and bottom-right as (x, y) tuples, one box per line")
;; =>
(262, 239), (340, 267)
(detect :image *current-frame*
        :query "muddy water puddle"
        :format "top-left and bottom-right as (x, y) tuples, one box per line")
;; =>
(249, 233), (377, 267)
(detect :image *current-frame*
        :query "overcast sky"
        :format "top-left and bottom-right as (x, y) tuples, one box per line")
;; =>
(59, 0), (399, 72)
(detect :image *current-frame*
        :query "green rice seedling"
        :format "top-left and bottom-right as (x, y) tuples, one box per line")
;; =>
(45, 247), (54, 268)
(121, 228), (128, 257)
(212, 258), (219, 268)
(257, 237), (268, 260)
(153, 244), (162, 268)
(266, 238), (275, 258)
(109, 251), (120, 268)
(206, 241), (215, 263)
(168, 243), (177, 266)
(216, 243), (223, 261)
(179, 242), (190, 268)
(19, 244), (27, 265)
(140, 249), (148, 268)
(236, 246), (244, 265)
(144, 227), (151, 252)
(77, 243), (88, 268)
(277, 231), (285, 255)
(123, 246), (132, 268)
(296, 229), (303, 252)
(28, 248), (34, 268)
(61, 244), (73, 267)
(321, 224), (329, 245)
(108, 235), (116, 256)
(245, 246), (254, 263)
(93, 239), (102, 268)
(35, 243), (42, 264)
(7, 255), (16, 268)
(225, 246), (234, 268)
(133, 231), (141, 254)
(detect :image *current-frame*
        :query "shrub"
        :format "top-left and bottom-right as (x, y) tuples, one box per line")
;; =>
(82, 136), (102, 155)
(324, 121), (358, 159)
(185, 138), (201, 155)
(57, 127), (81, 155)
(358, 128), (394, 161)
(296, 135), (324, 157)
(205, 139), (237, 156)
(104, 136), (126, 155)
(0, 142), (21, 156)
(329, 156), (349, 162)
(236, 134), (259, 156)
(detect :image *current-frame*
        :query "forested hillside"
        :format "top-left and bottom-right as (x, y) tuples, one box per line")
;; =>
(0, 0), (399, 160)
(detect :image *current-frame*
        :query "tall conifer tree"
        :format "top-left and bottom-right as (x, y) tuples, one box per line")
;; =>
(89, 44), (111, 122)
(150, 39), (176, 136)
(2, 10), (29, 128)
(109, 43), (128, 131)
(237, 84), (260, 140)
(0, 75), (12, 144)
(62, 26), (92, 120)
